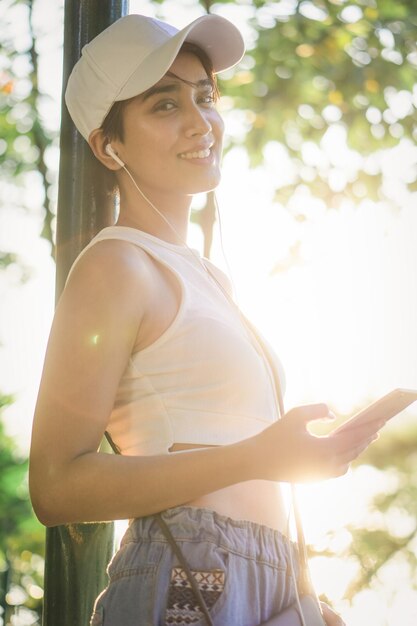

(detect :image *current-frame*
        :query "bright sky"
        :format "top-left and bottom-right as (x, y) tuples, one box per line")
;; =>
(1, 1), (417, 624)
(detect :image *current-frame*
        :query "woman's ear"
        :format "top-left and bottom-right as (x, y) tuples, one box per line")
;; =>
(88, 129), (123, 171)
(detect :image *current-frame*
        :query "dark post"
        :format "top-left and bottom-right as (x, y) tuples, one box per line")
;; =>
(55, 0), (128, 293)
(43, 2), (128, 625)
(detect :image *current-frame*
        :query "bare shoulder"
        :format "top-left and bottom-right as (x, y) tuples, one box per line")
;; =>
(63, 238), (154, 311)
(51, 238), (157, 354)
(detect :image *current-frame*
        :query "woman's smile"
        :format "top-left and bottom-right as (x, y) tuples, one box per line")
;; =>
(178, 143), (215, 165)
(178, 145), (212, 160)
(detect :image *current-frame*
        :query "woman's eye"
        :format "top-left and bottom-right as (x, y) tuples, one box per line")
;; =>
(199, 93), (216, 105)
(153, 100), (176, 112)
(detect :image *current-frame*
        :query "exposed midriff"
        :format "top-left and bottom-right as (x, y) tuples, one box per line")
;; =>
(170, 442), (289, 534)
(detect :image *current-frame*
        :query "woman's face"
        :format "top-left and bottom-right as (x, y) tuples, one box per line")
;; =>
(113, 51), (224, 202)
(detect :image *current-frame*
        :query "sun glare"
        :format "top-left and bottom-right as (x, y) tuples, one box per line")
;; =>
(1, 2), (417, 624)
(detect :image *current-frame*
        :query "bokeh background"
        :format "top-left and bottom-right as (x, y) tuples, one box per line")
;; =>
(1, 0), (416, 624)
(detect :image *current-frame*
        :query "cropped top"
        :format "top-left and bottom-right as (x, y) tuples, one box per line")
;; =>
(69, 226), (285, 456)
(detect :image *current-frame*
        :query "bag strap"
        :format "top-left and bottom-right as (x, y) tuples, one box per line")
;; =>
(155, 512), (215, 626)
(103, 263), (315, 620)
(104, 434), (214, 624)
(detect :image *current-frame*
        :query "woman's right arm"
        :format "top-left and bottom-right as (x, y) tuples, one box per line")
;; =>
(29, 241), (381, 527)
(29, 240), (260, 526)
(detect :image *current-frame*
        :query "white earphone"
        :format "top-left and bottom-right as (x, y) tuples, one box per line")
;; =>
(105, 143), (125, 167)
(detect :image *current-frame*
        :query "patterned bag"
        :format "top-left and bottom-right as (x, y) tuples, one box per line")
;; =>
(156, 508), (326, 626)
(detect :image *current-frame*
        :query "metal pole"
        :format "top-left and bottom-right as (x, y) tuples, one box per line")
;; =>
(55, 0), (128, 292)
(43, 2), (128, 625)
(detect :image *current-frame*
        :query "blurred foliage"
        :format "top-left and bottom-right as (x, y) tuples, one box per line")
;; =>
(0, 4), (49, 615)
(221, 1), (417, 149)
(309, 422), (417, 603)
(345, 425), (417, 599)
(0, 253), (18, 270)
(0, 399), (44, 626)
(212, 0), (417, 208)
(0, 0), (58, 260)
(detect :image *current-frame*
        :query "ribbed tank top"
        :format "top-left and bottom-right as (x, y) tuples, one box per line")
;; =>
(69, 226), (285, 456)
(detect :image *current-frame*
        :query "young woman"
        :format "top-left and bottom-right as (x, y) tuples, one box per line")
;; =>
(29, 13), (381, 626)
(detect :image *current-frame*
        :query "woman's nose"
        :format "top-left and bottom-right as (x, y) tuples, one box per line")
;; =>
(184, 104), (212, 138)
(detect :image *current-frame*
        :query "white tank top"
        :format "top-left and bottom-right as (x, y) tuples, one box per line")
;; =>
(70, 226), (285, 456)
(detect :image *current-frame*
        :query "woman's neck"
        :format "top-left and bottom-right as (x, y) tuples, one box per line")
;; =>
(117, 187), (191, 245)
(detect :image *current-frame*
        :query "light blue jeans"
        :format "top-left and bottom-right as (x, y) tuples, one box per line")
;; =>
(90, 506), (299, 626)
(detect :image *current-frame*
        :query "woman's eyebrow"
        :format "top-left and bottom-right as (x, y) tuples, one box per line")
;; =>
(141, 78), (213, 102)
(141, 83), (180, 102)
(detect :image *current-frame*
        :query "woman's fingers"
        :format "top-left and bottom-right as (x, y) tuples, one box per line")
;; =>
(332, 424), (379, 455)
(255, 402), (382, 482)
(321, 432), (378, 477)
(304, 427), (379, 479)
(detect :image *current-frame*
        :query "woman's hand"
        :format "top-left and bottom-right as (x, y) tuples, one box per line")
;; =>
(249, 403), (380, 483)
(320, 602), (346, 626)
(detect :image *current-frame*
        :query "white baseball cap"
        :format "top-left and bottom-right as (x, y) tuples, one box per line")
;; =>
(65, 13), (245, 141)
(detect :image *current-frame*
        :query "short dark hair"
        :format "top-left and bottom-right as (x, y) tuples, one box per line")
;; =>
(94, 42), (219, 197)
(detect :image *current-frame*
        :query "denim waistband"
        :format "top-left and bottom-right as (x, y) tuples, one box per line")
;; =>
(123, 506), (297, 571)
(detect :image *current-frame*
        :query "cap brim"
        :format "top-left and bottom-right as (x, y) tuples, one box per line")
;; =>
(116, 14), (244, 102)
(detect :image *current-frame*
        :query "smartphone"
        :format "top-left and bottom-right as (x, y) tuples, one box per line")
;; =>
(334, 388), (417, 434)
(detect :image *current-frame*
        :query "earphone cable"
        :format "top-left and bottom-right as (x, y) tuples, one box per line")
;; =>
(212, 191), (238, 301)
(122, 163), (240, 300)
(122, 165), (190, 250)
